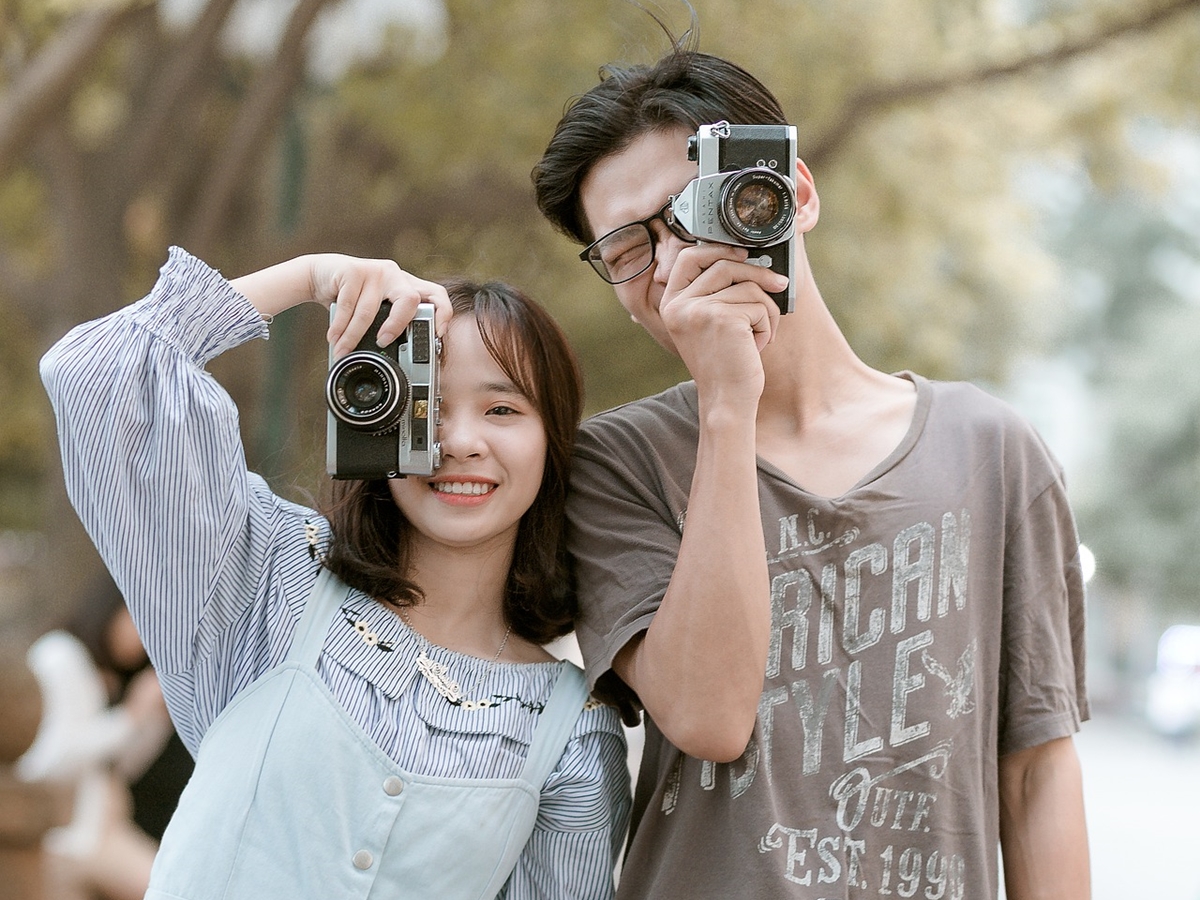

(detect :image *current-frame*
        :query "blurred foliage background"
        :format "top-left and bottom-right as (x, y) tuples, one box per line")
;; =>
(1, 0), (1198, 688)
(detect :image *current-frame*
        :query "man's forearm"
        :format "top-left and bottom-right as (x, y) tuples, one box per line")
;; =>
(999, 735), (1091, 900)
(615, 409), (771, 762)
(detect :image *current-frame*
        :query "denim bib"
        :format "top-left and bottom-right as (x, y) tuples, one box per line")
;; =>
(146, 569), (588, 900)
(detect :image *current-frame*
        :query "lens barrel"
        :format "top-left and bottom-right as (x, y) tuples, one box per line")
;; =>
(718, 168), (795, 245)
(326, 351), (408, 433)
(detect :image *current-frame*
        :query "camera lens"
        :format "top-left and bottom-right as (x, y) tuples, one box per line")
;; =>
(347, 372), (383, 408)
(326, 351), (408, 432)
(719, 168), (796, 245)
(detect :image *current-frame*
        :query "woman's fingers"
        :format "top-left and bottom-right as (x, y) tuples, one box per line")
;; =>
(323, 258), (453, 358)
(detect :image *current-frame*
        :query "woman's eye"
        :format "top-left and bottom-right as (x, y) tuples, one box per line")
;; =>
(487, 405), (518, 416)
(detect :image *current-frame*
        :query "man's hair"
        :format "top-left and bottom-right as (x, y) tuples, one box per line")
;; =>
(321, 279), (585, 645)
(532, 48), (788, 246)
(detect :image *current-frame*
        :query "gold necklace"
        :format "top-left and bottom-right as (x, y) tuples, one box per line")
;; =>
(398, 608), (512, 711)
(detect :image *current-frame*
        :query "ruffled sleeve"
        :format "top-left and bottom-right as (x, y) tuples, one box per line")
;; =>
(40, 247), (322, 752)
(503, 702), (631, 900)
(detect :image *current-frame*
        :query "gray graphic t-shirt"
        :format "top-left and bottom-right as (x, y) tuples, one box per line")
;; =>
(568, 373), (1088, 900)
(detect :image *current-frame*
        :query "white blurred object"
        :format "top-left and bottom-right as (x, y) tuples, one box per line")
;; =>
(1146, 624), (1200, 738)
(159, 0), (448, 81)
(16, 630), (170, 878)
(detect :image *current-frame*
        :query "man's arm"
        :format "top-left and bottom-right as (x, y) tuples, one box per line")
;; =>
(611, 406), (770, 763)
(998, 735), (1091, 900)
(611, 251), (786, 763)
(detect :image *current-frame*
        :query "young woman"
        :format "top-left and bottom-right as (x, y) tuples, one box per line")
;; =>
(40, 247), (631, 899)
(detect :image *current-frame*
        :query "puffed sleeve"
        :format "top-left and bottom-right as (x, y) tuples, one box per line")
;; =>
(40, 247), (324, 753)
(501, 704), (632, 900)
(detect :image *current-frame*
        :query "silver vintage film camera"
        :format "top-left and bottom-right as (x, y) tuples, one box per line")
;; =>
(670, 121), (799, 315)
(326, 301), (441, 479)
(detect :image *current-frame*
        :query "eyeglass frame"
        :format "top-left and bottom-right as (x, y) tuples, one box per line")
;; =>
(577, 199), (698, 285)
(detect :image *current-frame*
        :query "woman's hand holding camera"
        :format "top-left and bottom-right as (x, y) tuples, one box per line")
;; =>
(231, 254), (452, 358)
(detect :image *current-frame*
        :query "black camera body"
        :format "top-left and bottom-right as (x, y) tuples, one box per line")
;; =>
(326, 301), (441, 479)
(670, 121), (798, 315)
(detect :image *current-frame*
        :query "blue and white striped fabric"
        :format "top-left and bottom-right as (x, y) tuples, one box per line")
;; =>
(41, 247), (631, 899)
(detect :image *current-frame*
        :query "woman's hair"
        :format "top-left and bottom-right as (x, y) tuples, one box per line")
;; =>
(320, 280), (584, 645)
(532, 45), (788, 246)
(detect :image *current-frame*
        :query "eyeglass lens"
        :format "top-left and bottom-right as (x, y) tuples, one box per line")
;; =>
(588, 224), (655, 284)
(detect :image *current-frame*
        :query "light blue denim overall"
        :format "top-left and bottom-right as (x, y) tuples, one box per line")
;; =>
(145, 569), (589, 900)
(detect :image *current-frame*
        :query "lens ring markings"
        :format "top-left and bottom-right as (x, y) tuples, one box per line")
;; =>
(719, 168), (795, 245)
(327, 351), (409, 433)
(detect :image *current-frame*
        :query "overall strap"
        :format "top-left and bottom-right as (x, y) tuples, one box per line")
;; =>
(519, 662), (589, 788)
(287, 566), (347, 669)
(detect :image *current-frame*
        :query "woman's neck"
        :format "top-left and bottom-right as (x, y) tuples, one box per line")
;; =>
(399, 535), (515, 658)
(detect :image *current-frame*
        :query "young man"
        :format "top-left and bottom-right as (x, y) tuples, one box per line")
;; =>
(533, 49), (1090, 899)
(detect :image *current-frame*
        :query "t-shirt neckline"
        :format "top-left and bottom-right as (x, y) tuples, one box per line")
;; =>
(754, 371), (932, 500)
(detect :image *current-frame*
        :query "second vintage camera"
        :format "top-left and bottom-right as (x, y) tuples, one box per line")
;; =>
(326, 301), (441, 479)
(670, 121), (799, 315)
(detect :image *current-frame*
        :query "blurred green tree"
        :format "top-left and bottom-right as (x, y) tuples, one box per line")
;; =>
(1037, 133), (1200, 617)
(0, 0), (1197, 624)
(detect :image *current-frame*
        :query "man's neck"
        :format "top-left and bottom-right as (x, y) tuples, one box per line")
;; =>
(753, 295), (918, 497)
(758, 297), (871, 416)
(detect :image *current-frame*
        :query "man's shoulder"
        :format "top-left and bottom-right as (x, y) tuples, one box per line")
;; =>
(918, 374), (1038, 435)
(915, 374), (1060, 475)
(578, 381), (699, 444)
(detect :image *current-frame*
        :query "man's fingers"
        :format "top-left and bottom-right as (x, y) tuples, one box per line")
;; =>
(686, 255), (789, 299)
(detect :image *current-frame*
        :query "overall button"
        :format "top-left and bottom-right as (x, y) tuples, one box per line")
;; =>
(352, 849), (373, 870)
(383, 776), (404, 796)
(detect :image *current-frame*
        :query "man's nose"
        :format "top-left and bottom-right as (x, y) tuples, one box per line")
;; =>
(651, 226), (690, 284)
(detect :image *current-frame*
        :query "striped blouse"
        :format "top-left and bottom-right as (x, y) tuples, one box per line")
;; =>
(40, 247), (631, 899)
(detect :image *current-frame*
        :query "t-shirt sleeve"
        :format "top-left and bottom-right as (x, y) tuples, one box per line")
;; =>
(998, 454), (1090, 756)
(566, 404), (694, 718)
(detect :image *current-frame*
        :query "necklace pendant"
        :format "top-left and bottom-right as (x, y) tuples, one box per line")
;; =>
(415, 650), (462, 703)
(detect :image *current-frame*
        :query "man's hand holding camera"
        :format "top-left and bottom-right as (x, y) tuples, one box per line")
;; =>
(659, 241), (787, 402)
(657, 121), (798, 412)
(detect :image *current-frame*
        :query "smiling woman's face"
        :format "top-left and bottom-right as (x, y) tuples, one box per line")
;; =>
(388, 316), (547, 555)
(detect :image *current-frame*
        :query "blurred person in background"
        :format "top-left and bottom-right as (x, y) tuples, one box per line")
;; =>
(0, 636), (67, 900)
(16, 571), (187, 900)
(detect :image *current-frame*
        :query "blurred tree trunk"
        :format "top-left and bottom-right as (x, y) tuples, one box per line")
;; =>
(0, 0), (341, 623)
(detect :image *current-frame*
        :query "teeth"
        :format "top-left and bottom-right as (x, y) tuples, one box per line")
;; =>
(432, 481), (493, 496)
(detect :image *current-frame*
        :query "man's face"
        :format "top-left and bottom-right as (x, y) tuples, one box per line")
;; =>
(578, 126), (699, 355)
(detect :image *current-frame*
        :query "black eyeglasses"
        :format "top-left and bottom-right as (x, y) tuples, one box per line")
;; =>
(578, 200), (697, 284)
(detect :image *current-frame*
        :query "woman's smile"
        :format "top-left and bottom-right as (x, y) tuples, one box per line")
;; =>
(428, 477), (498, 502)
(389, 317), (547, 551)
